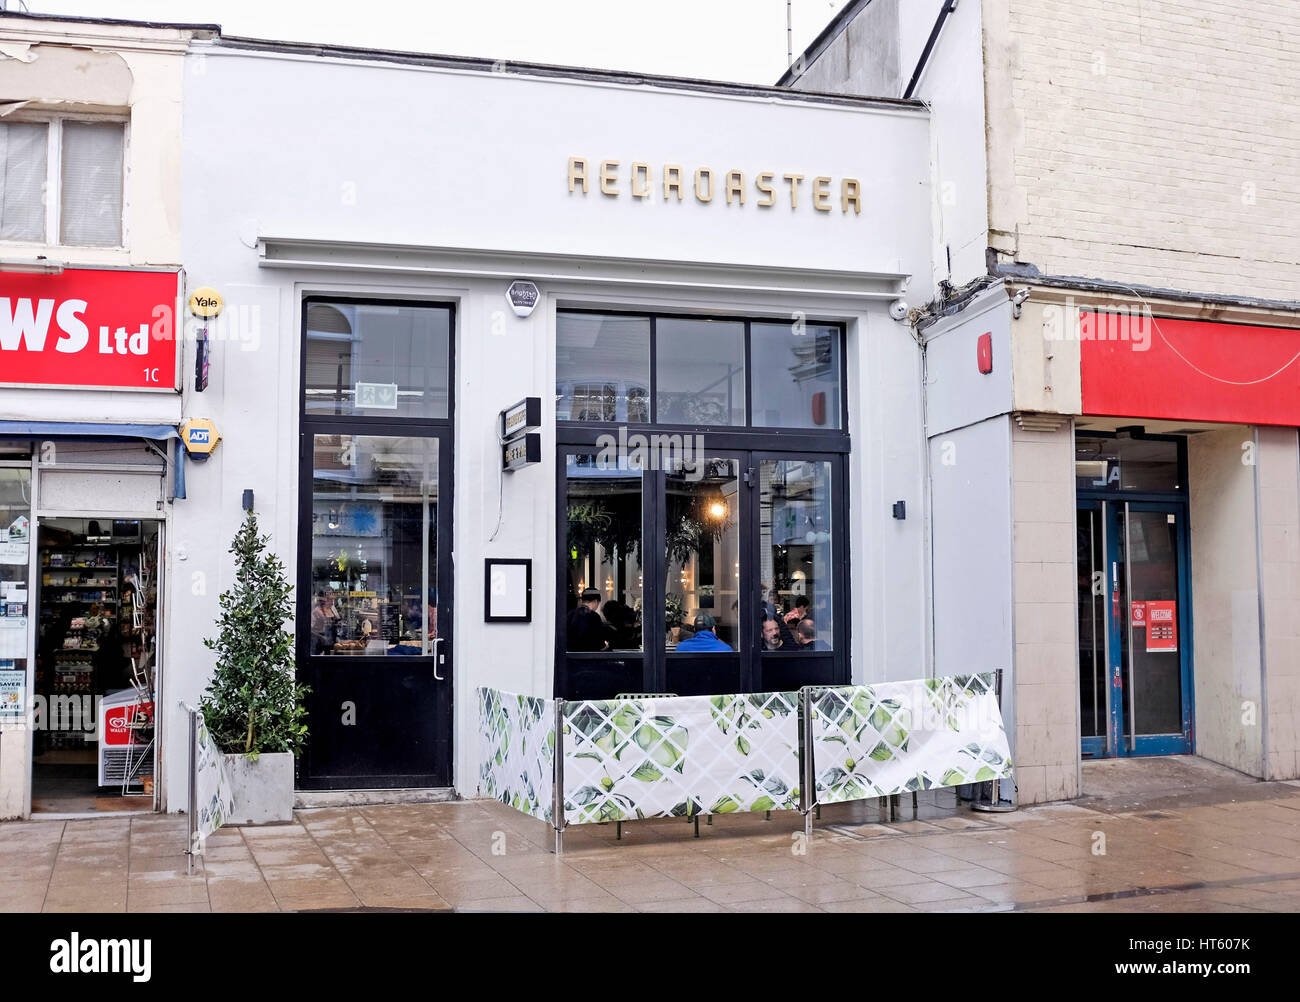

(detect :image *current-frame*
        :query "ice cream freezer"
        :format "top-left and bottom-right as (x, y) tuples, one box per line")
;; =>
(97, 687), (154, 787)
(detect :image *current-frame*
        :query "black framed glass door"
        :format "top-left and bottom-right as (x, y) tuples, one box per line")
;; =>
(296, 298), (454, 790)
(557, 445), (847, 699)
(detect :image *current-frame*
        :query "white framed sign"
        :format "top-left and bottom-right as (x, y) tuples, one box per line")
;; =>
(485, 558), (531, 623)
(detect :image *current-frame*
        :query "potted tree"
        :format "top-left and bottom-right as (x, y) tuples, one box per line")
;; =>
(200, 508), (308, 824)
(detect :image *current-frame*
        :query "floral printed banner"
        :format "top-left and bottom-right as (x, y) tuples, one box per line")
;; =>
(562, 691), (800, 825)
(477, 687), (556, 823)
(194, 711), (234, 845)
(810, 673), (1013, 804)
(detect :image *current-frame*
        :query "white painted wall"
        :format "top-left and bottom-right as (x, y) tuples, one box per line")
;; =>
(177, 43), (935, 802)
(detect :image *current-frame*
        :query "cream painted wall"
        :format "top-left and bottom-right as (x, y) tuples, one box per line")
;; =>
(1187, 428), (1264, 776)
(1011, 422), (1079, 804)
(1258, 427), (1300, 780)
(982, 0), (1300, 301)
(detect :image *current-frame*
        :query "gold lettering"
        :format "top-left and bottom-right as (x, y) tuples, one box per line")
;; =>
(600, 160), (620, 196)
(725, 170), (745, 205)
(813, 176), (832, 212)
(568, 157), (588, 194)
(783, 173), (805, 209)
(841, 177), (862, 214)
(756, 172), (775, 207)
(632, 162), (652, 198)
(694, 167), (714, 203)
(664, 164), (684, 200)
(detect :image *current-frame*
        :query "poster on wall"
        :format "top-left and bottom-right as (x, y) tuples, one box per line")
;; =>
(0, 663), (24, 717)
(1130, 600), (1147, 629)
(1146, 600), (1177, 653)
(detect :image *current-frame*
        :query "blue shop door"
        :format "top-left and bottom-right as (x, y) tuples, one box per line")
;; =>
(1078, 501), (1193, 758)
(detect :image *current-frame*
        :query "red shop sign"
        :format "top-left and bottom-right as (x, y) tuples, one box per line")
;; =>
(0, 267), (180, 390)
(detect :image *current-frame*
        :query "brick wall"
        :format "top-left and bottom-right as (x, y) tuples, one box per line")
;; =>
(983, 0), (1300, 301)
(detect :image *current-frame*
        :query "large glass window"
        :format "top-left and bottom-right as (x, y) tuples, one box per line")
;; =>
(751, 321), (842, 429)
(309, 435), (439, 656)
(556, 311), (844, 431)
(759, 460), (833, 652)
(1075, 434), (1181, 493)
(556, 313), (650, 423)
(656, 319), (745, 426)
(59, 122), (124, 247)
(0, 123), (48, 242)
(0, 119), (125, 247)
(564, 453), (644, 653)
(304, 301), (451, 419)
(665, 458), (740, 652)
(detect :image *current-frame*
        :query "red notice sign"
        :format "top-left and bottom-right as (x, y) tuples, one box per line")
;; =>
(1130, 600), (1147, 629)
(0, 268), (180, 390)
(1146, 600), (1177, 653)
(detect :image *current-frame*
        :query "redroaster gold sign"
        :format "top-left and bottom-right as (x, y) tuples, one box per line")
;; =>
(567, 157), (862, 213)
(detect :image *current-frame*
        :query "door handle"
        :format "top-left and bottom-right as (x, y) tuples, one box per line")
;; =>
(432, 636), (445, 681)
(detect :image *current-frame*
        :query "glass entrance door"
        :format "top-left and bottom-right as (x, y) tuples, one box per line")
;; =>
(558, 447), (846, 699)
(1077, 500), (1192, 757)
(296, 298), (454, 790)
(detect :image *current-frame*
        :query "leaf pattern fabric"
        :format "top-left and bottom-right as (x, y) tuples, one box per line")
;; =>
(477, 688), (556, 823)
(810, 673), (1013, 803)
(561, 691), (800, 825)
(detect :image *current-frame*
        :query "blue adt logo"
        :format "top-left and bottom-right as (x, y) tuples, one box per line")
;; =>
(189, 429), (210, 445)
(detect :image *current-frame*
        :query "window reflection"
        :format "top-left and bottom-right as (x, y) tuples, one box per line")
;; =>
(759, 460), (833, 652)
(751, 322), (842, 429)
(304, 302), (451, 419)
(564, 454), (643, 652)
(310, 435), (438, 656)
(557, 314), (651, 423)
(656, 319), (745, 426)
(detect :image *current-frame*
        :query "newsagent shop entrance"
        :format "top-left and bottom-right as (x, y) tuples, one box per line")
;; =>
(0, 434), (172, 820)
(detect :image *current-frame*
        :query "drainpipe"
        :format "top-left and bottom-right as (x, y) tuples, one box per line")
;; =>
(903, 0), (960, 99)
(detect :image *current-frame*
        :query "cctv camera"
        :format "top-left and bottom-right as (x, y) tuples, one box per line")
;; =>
(1011, 288), (1030, 318)
(889, 300), (909, 322)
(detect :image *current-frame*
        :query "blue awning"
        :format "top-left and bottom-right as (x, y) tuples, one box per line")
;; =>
(0, 422), (178, 440)
(0, 421), (186, 499)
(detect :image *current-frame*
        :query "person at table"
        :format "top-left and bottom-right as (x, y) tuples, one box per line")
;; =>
(761, 616), (784, 651)
(567, 587), (612, 651)
(676, 612), (732, 652)
(794, 618), (824, 650)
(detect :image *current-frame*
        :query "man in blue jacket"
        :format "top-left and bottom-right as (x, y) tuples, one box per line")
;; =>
(675, 613), (732, 652)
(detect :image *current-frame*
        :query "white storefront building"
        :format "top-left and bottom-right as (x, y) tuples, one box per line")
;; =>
(2, 16), (937, 816)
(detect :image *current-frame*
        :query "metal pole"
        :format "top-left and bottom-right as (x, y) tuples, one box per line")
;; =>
(186, 704), (197, 876)
(800, 687), (814, 844)
(553, 699), (564, 855)
(972, 669), (1015, 813)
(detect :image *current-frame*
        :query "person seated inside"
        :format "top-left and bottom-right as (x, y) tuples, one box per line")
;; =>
(794, 618), (822, 650)
(761, 615), (784, 651)
(567, 587), (612, 651)
(783, 594), (810, 625)
(675, 612), (732, 652)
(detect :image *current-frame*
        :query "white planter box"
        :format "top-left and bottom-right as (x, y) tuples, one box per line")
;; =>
(223, 752), (294, 824)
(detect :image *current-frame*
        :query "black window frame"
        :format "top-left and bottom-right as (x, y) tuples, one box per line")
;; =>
(555, 307), (851, 700)
(296, 295), (457, 788)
